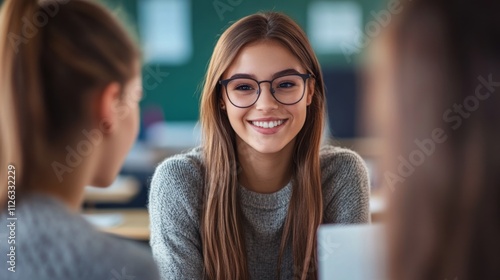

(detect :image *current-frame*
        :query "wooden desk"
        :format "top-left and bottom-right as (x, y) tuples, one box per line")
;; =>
(82, 209), (150, 241)
(82, 194), (385, 241)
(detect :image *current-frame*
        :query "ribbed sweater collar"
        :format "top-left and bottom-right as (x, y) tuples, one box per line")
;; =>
(238, 181), (292, 210)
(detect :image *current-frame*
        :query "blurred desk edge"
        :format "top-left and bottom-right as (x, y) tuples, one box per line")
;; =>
(82, 208), (150, 241)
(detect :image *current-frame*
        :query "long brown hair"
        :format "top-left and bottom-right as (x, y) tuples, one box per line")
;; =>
(0, 0), (139, 204)
(385, 0), (500, 279)
(199, 12), (326, 280)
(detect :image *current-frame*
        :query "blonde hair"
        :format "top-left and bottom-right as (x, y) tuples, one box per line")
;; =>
(200, 12), (326, 280)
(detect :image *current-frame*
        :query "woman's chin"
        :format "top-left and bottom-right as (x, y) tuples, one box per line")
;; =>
(89, 175), (116, 188)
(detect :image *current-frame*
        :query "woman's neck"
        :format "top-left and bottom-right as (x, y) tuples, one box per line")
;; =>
(29, 154), (92, 212)
(237, 140), (295, 194)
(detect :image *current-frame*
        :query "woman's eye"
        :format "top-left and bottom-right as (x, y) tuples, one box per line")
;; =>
(235, 85), (253, 91)
(278, 82), (295, 88)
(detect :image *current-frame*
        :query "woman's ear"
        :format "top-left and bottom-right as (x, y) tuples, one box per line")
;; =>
(95, 82), (121, 134)
(220, 100), (226, 110)
(306, 78), (315, 106)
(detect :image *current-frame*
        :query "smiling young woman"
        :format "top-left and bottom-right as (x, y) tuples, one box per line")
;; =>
(149, 12), (370, 280)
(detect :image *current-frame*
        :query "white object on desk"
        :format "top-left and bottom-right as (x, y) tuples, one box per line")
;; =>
(85, 175), (140, 203)
(318, 224), (387, 280)
(81, 209), (150, 241)
(369, 195), (386, 216)
(82, 213), (124, 228)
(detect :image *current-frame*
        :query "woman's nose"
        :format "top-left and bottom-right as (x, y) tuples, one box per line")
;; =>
(255, 83), (278, 111)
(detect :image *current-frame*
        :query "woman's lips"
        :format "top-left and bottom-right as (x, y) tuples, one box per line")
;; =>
(248, 119), (288, 134)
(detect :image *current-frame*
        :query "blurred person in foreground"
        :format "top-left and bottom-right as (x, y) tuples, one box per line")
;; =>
(364, 0), (500, 279)
(0, 0), (159, 279)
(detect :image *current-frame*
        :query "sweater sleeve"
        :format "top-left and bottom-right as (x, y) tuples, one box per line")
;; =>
(321, 147), (371, 224)
(148, 155), (204, 280)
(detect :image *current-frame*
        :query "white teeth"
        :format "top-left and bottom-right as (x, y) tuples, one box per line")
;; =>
(251, 120), (284, 128)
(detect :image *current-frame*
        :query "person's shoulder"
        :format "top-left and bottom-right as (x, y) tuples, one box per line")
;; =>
(87, 233), (160, 279)
(319, 145), (370, 190)
(319, 145), (371, 223)
(320, 145), (367, 174)
(9, 196), (159, 279)
(149, 147), (204, 217)
(69, 223), (159, 279)
(71, 211), (160, 279)
(153, 146), (204, 182)
(152, 147), (204, 193)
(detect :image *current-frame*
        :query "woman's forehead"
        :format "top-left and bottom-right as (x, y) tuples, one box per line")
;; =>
(223, 41), (306, 80)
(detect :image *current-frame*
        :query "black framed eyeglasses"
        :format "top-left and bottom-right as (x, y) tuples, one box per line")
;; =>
(219, 73), (312, 108)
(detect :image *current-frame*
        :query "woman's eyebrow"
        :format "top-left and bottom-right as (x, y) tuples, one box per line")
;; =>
(228, 73), (257, 79)
(227, 68), (302, 80)
(272, 68), (301, 79)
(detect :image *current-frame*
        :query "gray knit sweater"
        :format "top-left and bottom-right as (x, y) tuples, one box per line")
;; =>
(0, 194), (159, 280)
(149, 146), (370, 280)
